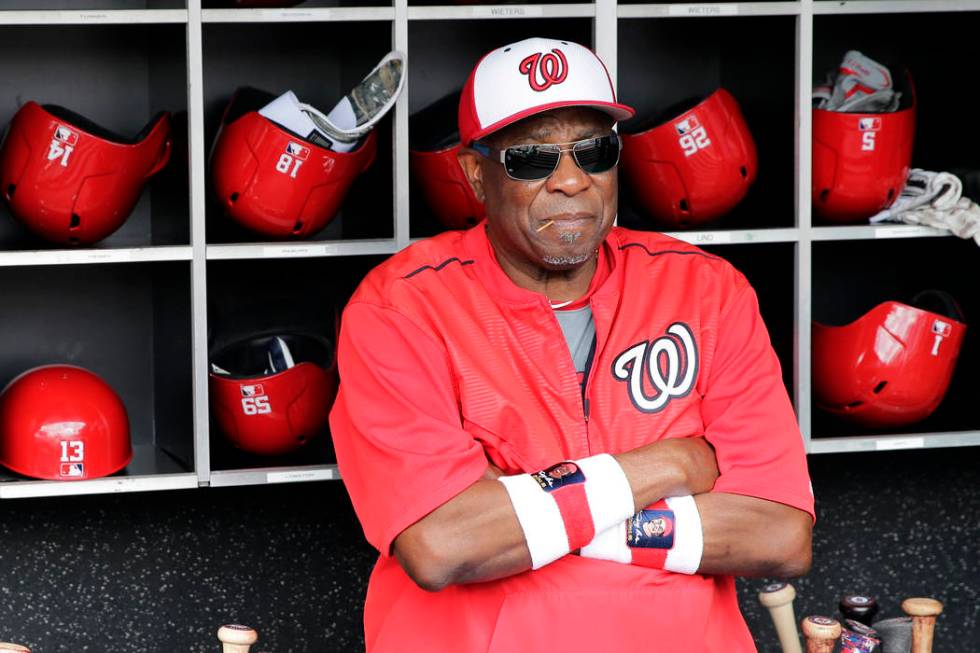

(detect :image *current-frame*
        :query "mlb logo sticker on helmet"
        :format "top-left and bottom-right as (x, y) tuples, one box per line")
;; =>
(54, 124), (79, 145)
(241, 384), (265, 397)
(60, 463), (84, 478)
(286, 142), (310, 161)
(932, 320), (952, 337)
(858, 117), (881, 132)
(674, 115), (701, 135)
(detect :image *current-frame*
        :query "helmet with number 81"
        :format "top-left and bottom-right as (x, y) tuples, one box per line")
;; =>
(0, 365), (133, 480)
(210, 87), (377, 239)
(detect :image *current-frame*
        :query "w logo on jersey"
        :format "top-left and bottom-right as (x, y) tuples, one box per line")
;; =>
(674, 115), (701, 136)
(612, 323), (699, 413)
(519, 48), (569, 92)
(54, 125), (79, 145)
(858, 117), (881, 132)
(286, 141), (310, 160)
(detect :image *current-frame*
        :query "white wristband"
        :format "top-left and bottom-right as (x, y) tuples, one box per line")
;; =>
(580, 494), (704, 575)
(497, 473), (568, 569)
(663, 495), (704, 574)
(498, 454), (635, 570)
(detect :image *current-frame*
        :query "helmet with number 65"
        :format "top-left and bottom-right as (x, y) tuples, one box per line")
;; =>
(0, 365), (133, 480)
(210, 87), (377, 239)
(209, 333), (337, 456)
(620, 88), (757, 228)
(0, 102), (172, 245)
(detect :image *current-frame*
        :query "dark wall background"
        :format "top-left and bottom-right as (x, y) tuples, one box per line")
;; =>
(0, 447), (976, 652)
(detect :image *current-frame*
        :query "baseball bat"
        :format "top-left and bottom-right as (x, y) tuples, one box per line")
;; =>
(0, 644), (30, 652)
(217, 624), (259, 653)
(758, 582), (803, 653)
(801, 615), (841, 653)
(901, 597), (943, 653)
(840, 594), (879, 626)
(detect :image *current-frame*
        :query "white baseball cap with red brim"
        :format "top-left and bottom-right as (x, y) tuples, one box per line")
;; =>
(458, 37), (635, 146)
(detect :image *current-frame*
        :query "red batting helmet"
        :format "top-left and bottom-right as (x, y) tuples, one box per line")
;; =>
(210, 87), (376, 239)
(410, 91), (485, 230)
(812, 73), (916, 224)
(0, 102), (171, 245)
(0, 365), (132, 480)
(209, 333), (337, 456)
(620, 88), (758, 229)
(812, 290), (966, 428)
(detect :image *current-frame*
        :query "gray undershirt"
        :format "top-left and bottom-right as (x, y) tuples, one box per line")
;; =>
(554, 306), (597, 385)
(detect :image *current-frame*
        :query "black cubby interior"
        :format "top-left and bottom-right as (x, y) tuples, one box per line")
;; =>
(205, 254), (386, 470)
(0, 261), (194, 481)
(0, 24), (189, 250)
(815, 12), (980, 204)
(407, 18), (593, 239)
(701, 242), (796, 399)
(812, 238), (979, 438)
(202, 21), (394, 244)
(617, 16), (796, 232)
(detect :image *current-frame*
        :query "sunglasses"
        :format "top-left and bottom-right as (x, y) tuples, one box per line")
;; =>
(471, 132), (621, 181)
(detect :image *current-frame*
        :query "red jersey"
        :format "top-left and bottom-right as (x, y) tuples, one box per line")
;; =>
(330, 224), (814, 652)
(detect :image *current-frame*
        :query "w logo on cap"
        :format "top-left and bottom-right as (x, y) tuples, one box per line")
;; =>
(519, 48), (569, 92)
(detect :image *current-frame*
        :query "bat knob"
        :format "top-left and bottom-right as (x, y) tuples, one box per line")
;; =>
(802, 615), (841, 652)
(840, 594), (879, 625)
(218, 624), (259, 651)
(759, 581), (797, 608)
(901, 597), (943, 618)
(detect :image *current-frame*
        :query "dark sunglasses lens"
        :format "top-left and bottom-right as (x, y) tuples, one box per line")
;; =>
(504, 145), (561, 180)
(573, 134), (620, 173)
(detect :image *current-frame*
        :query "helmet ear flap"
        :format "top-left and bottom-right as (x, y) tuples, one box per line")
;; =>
(208, 333), (337, 456)
(409, 91), (486, 230)
(620, 88), (757, 228)
(210, 91), (378, 239)
(812, 294), (967, 428)
(0, 102), (172, 245)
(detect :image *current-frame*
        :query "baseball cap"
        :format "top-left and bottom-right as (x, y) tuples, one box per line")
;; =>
(458, 37), (635, 146)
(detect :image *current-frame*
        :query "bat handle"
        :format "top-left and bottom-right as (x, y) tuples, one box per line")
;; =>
(902, 597), (943, 653)
(218, 624), (259, 653)
(801, 615), (841, 653)
(758, 582), (803, 653)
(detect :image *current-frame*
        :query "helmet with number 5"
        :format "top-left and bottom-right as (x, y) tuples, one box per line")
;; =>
(620, 88), (757, 228)
(0, 102), (171, 245)
(209, 333), (337, 456)
(0, 365), (133, 480)
(812, 71), (916, 224)
(210, 87), (377, 239)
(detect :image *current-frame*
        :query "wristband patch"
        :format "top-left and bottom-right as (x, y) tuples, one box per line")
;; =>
(532, 461), (586, 492)
(627, 509), (675, 549)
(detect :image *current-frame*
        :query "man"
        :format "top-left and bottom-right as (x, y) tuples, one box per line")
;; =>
(330, 37), (814, 651)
